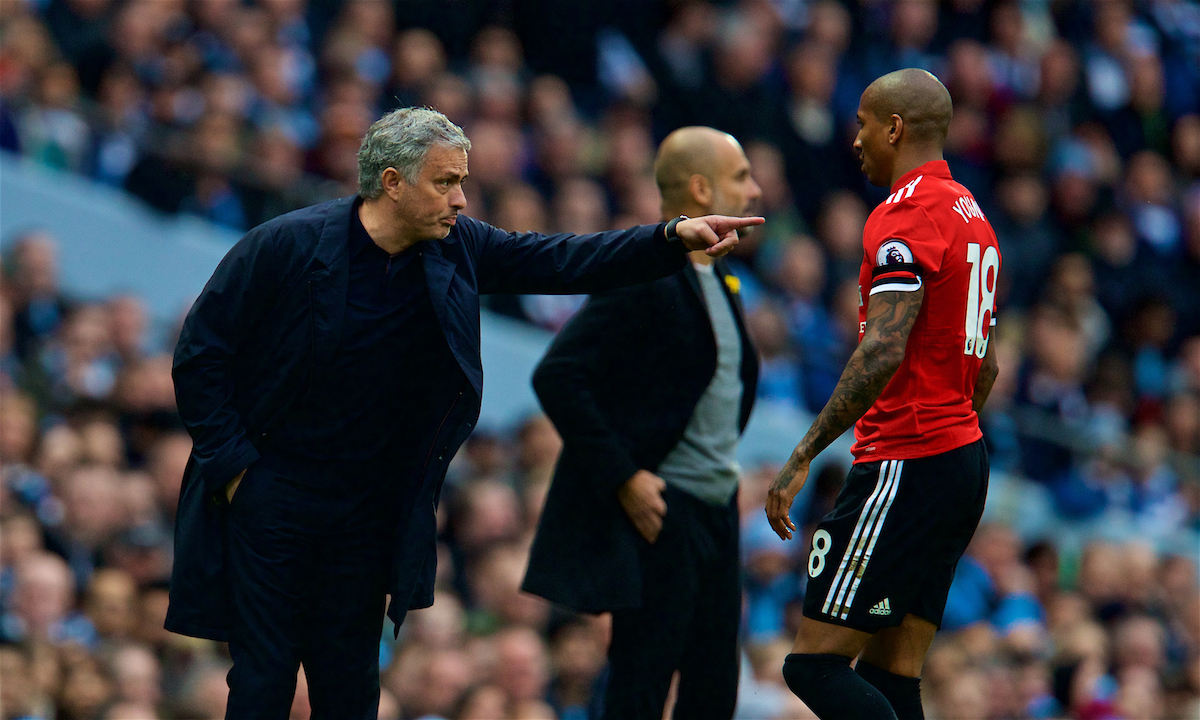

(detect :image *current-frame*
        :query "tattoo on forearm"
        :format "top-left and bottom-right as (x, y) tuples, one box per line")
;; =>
(772, 289), (924, 491)
(972, 351), (999, 413)
(772, 454), (805, 492)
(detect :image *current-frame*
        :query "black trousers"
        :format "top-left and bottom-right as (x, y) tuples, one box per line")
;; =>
(224, 461), (393, 719)
(602, 486), (742, 720)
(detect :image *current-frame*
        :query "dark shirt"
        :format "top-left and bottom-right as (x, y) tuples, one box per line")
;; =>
(265, 200), (451, 485)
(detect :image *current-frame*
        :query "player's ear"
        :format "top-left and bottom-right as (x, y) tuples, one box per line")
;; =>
(688, 173), (712, 207)
(889, 114), (904, 146)
(381, 167), (405, 201)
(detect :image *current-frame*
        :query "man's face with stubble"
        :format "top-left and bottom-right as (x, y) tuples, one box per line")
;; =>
(393, 144), (470, 243)
(707, 140), (762, 219)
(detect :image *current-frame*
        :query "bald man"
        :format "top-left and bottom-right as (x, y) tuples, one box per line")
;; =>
(523, 127), (762, 720)
(766, 69), (1002, 719)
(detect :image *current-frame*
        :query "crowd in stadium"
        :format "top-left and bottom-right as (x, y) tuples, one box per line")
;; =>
(0, 0), (1198, 718)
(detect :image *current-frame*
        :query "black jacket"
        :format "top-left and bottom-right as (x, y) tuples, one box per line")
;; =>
(522, 261), (758, 612)
(165, 196), (687, 641)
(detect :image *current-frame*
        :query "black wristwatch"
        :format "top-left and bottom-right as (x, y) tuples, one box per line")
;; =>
(664, 215), (688, 243)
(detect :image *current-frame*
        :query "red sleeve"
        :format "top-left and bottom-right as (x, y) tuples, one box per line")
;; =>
(864, 205), (945, 296)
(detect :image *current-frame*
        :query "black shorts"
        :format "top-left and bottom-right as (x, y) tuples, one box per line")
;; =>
(802, 439), (988, 631)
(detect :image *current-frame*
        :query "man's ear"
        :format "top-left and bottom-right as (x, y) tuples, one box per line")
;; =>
(381, 167), (405, 201)
(688, 174), (712, 207)
(889, 114), (904, 147)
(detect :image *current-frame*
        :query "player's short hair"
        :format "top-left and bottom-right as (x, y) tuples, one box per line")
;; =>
(866, 69), (953, 145)
(357, 107), (471, 198)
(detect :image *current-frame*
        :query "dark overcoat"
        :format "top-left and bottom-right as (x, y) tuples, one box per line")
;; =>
(522, 261), (758, 613)
(165, 196), (686, 641)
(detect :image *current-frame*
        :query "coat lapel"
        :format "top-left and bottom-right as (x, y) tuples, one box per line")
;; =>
(308, 197), (354, 372)
(681, 261), (704, 307)
(422, 237), (456, 312)
(713, 258), (748, 318)
(422, 238), (482, 396)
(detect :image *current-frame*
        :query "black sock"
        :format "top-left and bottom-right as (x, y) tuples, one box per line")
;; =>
(781, 653), (898, 720)
(856, 661), (924, 720)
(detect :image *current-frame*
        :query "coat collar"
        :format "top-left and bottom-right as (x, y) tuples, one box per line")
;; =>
(316, 195), (460, 276)
(313, 196), (357, 269)
(681, 257), (733, 304)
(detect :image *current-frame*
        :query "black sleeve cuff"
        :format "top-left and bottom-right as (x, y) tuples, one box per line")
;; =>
(870, 262), (923, 278)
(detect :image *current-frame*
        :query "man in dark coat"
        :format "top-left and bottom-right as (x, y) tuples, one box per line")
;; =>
(166, 107), (762, 719)
(523, 127), (762, 719)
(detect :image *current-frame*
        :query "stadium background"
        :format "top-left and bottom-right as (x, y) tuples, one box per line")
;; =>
(0, 0), (1198, 718)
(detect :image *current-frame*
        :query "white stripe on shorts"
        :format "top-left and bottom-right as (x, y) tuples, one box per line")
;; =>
(827, 460), (901, 618)
(822, 460), (895, 616)
(838, 460), (903, 619)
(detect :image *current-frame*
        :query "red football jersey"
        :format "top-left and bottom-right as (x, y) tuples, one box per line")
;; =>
(852, 160), (1001, 462)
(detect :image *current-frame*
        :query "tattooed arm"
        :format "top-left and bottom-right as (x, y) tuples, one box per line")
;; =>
(765, 287), (925, 540)
(972, 339), (999, 414)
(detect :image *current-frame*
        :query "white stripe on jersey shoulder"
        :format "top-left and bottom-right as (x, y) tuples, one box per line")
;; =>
(884, 175), (923, 205)
(869, 277), (923, 295)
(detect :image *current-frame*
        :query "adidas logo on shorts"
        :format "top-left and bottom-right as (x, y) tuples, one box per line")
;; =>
(869, 598), (892, 616)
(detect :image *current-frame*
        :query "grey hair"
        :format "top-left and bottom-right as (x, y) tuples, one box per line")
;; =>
(357, 107), (471, 198)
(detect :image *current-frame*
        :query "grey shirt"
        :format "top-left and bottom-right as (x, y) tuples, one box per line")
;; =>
(656, 263), (744, 506)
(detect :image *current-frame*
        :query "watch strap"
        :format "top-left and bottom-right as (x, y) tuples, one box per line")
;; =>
(664, 215), (687, 242)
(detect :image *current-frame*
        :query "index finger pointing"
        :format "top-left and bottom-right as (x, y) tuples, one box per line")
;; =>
(711, 215), (764, 231)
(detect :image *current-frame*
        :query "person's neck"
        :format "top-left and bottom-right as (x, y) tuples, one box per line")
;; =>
(359, 197), (419, 255)
(889, 147), (944, 188)
(663, 204), (715, 265)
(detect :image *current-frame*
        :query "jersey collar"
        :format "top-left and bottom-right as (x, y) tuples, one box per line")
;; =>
(891, 160), (951, 194)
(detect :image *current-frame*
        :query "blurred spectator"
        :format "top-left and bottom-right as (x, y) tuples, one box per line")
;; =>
(83, 567), (135, 647)
(493, 626), (552, 707)
(4, 230), (72, 363)
(741, 140), (804, 289)
(1089, 211), (1171, 329)
(773, 235), (842, 411)
(991, 172), (1063, 308)
(1103, 53), (1172, 160)
(1015, 306), (1093, 483)
(43, 464), (126, 591)
(38, 304), (118, 409)
(778, 41), (856, 221)
(1042, 253), (1112, 365)
(144, 432), (190, 524)
(512, 413), (560, 491)
(1036, 38), (1086, 144)
(1125, 149), (1184, 256)
(814, 190), (869, 294)
(943, 523), (1046, 641)
(545, 617), (606, 720)
(107, 642), (162, 710)
(741, 512), (803, 645)
(21, 61), (89, 172)
(1, 551), (94, 646)
(1172, 189), (1200, 337)
(745, 303), (806, 412)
